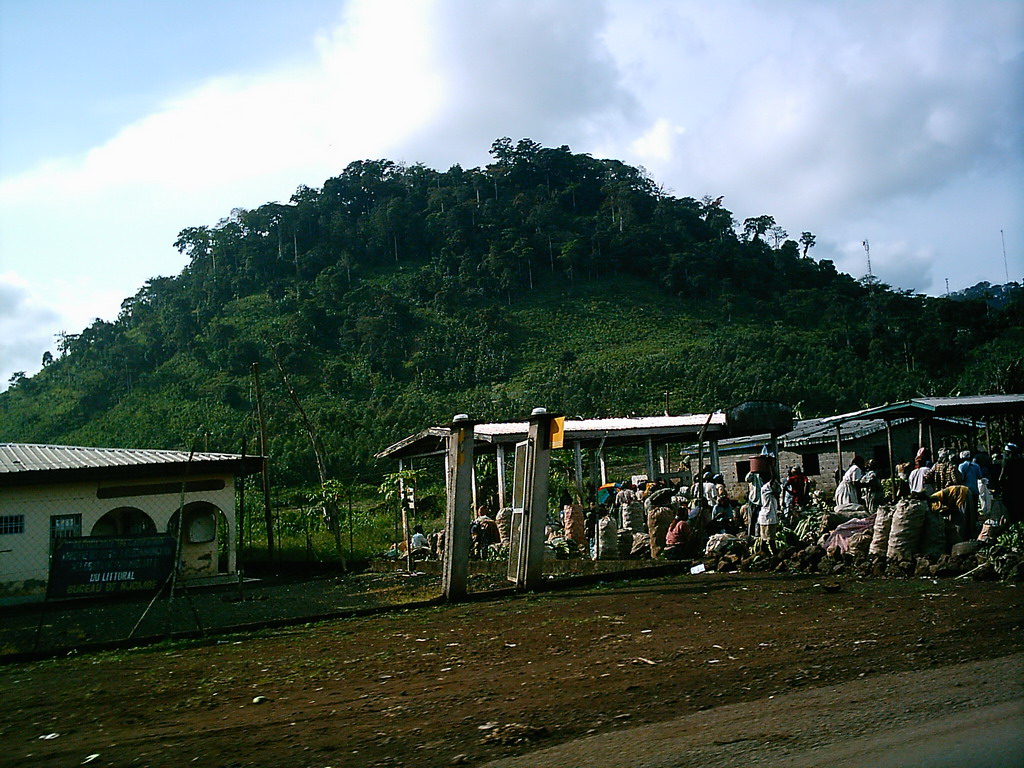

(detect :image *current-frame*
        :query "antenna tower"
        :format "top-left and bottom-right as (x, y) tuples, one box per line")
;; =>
(1002, 229), (1009, 283)
(862, 239), (872, 277)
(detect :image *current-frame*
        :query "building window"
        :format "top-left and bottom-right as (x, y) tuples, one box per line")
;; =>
(0, 515), (25, 535)
(736, 460), (751, 480)
(50, 514), (82, 550)
(801, 453), (820, 476)
(872, 445), (891, 477)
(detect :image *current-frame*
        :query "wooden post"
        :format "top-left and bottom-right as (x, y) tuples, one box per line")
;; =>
(884, 421), (892, 481)
(928, 421), (934, 457)
(237, 436), (246, 574)
(399, 458), (412, 574)
(835, 424), (844, 485)
(697, 439), (704, 504)
(251, 362), (274, 559)
(598, 439), (608, 486)
(442, 415), (475, 601)
(709, 439), (720, 475)
(658, 444), (669, 475)
(496, 444), (507, 509)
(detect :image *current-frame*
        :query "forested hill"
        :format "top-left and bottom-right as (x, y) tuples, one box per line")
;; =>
(2, 139), (1022, 488)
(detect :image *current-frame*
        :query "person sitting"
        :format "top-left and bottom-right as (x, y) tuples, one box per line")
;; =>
(663, 510), (692, 560)
(410, 524), (432, 559)
(470, 506), (500, 559)
(410, 524), (429, 550)
(710, 497), (739, 534)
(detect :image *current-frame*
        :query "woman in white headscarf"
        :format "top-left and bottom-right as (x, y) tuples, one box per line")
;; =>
(834, 456), (865, 511)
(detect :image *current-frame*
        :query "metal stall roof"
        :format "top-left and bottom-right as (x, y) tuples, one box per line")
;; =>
(818, 394), (1024, 426)
(376, 413), (729, 461)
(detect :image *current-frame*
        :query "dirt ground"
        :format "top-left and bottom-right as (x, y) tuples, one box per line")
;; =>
(0, 571), (1021, 768)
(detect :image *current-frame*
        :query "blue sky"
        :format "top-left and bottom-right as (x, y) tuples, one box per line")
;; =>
(1, 0), (1022, 390)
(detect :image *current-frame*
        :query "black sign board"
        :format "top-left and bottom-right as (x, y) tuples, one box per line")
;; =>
(48, 535), (176, 599)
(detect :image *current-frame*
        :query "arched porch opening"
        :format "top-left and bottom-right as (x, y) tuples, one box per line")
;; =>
(168, 502), (235, 579)
(91, 507), (156, 537)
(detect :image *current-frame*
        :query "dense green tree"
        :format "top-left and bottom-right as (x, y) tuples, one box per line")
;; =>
(1, 140), (1020, 490)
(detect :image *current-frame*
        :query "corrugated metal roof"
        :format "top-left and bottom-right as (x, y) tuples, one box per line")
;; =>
(377, 413), (728, 459)
(474, 414), (727, 440)
(710, 415), (979, 452)
(820, 394), (1024, 425)
(0, 443), (250, 475)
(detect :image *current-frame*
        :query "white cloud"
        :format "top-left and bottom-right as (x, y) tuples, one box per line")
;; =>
(0, 0), (1021, 383)
(0, 273), (59, 389)
(0, 0), (444, 204)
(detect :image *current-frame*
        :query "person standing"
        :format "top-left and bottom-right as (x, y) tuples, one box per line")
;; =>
(744, 468), (764, 536)
(927, 448), (961, 490)
(835, 456), (865, 509)
(783, 466), (810, 517)
(1001, 443), (1022, 525)
(859, 459), (884, 516)
(957, 451), (982, 538)
(758, 476), (780, 549)
(908, 454), (934, 497)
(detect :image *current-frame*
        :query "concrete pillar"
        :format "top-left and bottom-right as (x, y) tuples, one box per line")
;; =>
(442, 415), (475, 601)
(645, 438), (656, 480)
(709, 440), (720, 474)
(496, 444), (507, 509)
(514, 408), (554, 590)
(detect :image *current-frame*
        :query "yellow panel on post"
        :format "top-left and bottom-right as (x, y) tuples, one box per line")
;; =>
(550, 416), (565, 449)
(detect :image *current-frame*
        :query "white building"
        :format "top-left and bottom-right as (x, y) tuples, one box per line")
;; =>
(0, 443), (262, 602)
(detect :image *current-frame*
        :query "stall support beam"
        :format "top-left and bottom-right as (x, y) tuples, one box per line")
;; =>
(835, 425), (843, 483)
(574, 442), (584, 500)
(496, 444), (507, 510)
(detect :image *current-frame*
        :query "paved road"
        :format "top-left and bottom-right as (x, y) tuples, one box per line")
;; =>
(780, 700), (1023, 768)
(483, 654), (1024, 768)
